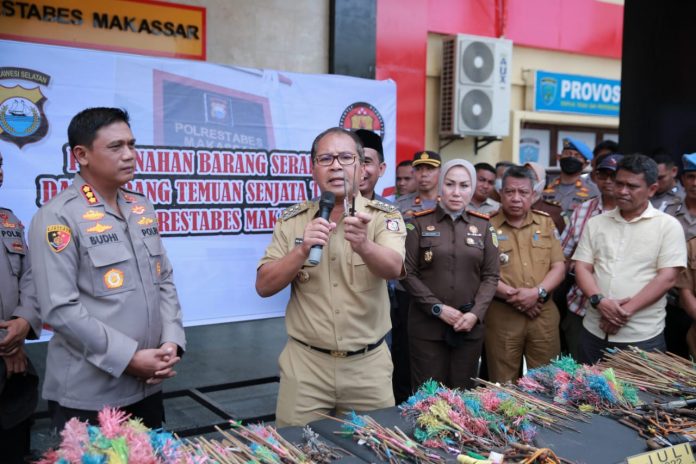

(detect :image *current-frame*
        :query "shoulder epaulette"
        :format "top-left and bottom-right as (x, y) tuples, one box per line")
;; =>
(280, 202), (310, 221)
(412, 208), (435, 217)
(466, 209), (490, 220)
(368, 199), (397, 213)
(532, 209), (550, 217)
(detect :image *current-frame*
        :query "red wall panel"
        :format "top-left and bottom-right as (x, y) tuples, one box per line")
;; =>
(376, 0), (624, 162)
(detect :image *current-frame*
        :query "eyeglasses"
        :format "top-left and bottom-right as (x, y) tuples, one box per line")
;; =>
(314, 153), (357, 166)
(594, 170), (616, 181)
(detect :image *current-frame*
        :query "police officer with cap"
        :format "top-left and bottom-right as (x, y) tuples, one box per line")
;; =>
(542, 137), (599, 216)
(395, 151), (441, 218)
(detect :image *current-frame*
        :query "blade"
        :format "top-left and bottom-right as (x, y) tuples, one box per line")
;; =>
(350, 162), (358, 216)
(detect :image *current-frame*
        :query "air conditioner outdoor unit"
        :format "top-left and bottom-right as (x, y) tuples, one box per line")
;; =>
(440, 34), (512, 137)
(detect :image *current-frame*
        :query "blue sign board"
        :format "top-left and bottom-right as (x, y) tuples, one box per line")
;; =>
(534, 70), (620, 117)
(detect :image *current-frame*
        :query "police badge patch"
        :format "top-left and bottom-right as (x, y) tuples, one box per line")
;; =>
(46, 224), (71, 253)
(0, 67), (51, 148)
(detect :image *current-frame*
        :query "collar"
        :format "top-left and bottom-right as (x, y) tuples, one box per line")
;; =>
(498, 210), (538, 228)
(606, 201), (660, 223)
(434, 204), (467, 223)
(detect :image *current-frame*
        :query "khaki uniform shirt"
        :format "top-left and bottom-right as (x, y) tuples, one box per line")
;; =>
(468, 197), (500, 216)
(677, 238), (696, 292)
(29, 174), (186, 410)
(395, 192), (438, 219)
(0, 208), (41, 337)
(573, 203), (686, 343)
(542, 177), (599, 216)
(664, 200), (696, 240)
(651, 184), (685, 212)
(258, 194), (406, 352)
(488, 210), (565, 315)
(402, 206), (499, 340)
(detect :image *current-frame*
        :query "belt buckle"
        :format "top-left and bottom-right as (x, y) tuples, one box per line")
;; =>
(330, 350), (348, 358)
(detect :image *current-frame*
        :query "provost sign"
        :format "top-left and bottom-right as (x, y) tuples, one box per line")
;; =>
(0, 0), (205, 59)
(534, 70), (620, 117)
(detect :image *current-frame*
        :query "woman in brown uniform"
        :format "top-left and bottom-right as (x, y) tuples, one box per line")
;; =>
(402, 159), (499, 390)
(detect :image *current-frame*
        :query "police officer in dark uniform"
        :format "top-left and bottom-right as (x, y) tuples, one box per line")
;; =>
(402, 159), (499, 389)
(0, 151), (42, 463)
(395, 151), (441, 218)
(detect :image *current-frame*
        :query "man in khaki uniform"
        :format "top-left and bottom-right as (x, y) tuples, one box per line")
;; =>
(486, 166), (566, 382)
(256, 127), (406, 426)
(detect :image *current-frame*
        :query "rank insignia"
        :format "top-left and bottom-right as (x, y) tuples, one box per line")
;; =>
(103, 268), (124, 289)
(386, 218), (400, 231)
(500, 253), (509, 264)
(2, 221), (16, 229)
(156, 260), (161, 277)
(81, 185), (98, 204)
(12, 241), (23, 252)
(46, 224), (72, 253)
(424, 248), (433, 263)
(131, 205), (146, 215)
(297, 270), (310, 283)
(82, 210), (104, 221)
(86, 222), (112, 233)
(137, 217), (154, 226)
(122, 193), (137, 203)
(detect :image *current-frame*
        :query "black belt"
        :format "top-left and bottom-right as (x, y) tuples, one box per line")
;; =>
(292, 336), (385, 358)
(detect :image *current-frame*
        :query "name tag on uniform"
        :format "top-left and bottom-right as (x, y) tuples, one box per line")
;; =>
(497, 234), (508, 241)
(422, 231), (440, 237)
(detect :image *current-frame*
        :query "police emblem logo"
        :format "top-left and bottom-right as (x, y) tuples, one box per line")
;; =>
(138, 216), (154, 226)
(82, 210), (104, 221)
(0, 68), (51, 148)
(386, 218), (400, 231)
(86, 222), (112, 233)
(103, 268), (124, 289)
(338, 101), (385, 139)
(540, 76), (558, 106)
(131, 205), (146, 215)
(46, 224), (71, 253)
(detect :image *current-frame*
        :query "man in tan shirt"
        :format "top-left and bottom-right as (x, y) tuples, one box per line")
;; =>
(256, 127), (406, 426)
(486, 166), (566, 383)
(574, 154), (686, 364)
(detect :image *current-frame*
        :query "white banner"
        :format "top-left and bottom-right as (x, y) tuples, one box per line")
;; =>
(0, 40), (397, 326)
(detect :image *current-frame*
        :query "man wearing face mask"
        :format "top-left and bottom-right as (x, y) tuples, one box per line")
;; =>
(542, 137), (599, 217)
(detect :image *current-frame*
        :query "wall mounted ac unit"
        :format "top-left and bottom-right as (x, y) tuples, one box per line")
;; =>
(440, 34), (512, 137)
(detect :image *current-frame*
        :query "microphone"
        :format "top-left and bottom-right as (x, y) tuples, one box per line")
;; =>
(308, 191), (336, 265)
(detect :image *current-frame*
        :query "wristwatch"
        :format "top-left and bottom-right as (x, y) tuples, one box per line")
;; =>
(590, 294), (604, 308)
(537, 287), (549, 303)
(431, 304), (443, 317)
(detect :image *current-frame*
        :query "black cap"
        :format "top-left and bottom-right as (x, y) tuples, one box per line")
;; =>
(354, 129), (383, 157)
(412, 150), (441, 167)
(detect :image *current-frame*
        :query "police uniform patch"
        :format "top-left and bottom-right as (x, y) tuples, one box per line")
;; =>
(122, 193), (137, 203)
(138, 217), (155, 226)
(103, 268), (124, 289)
(46, 224), (71, 253)
(131, 205), (146, 215)
(2, 221), (16, 229)
(386, 218), (400, 231)
(82, 210), (104, 221)
(86, 223), (112, 233)
(11, 241), (23, 252)
(80, 184), (98, 205)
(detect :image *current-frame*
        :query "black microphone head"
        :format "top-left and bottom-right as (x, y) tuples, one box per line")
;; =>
(319, 191), (336, 209)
